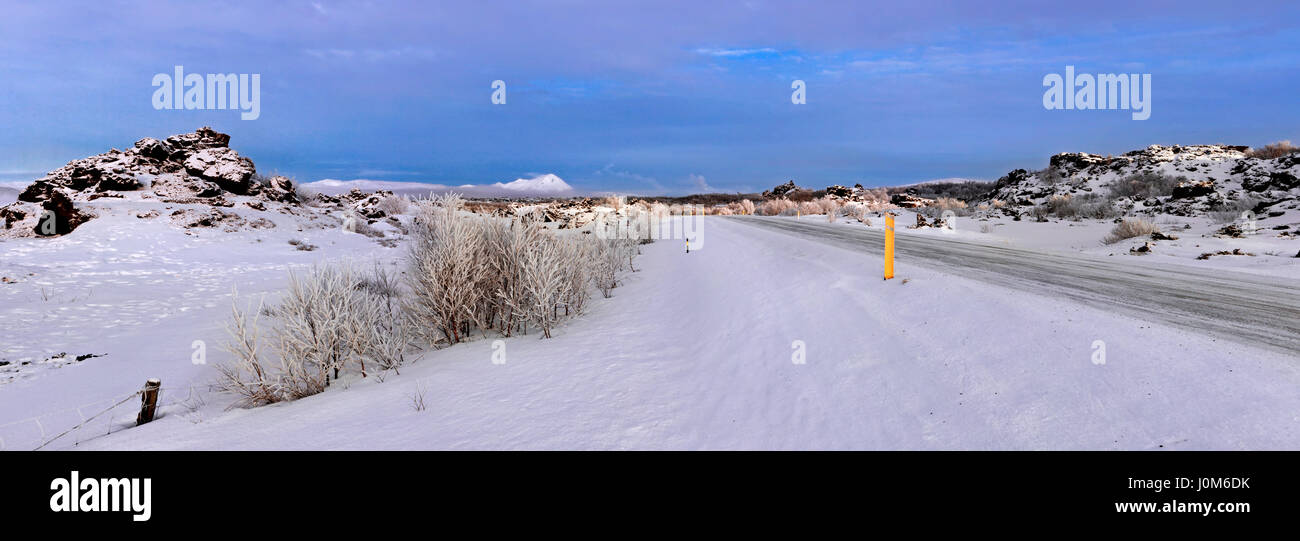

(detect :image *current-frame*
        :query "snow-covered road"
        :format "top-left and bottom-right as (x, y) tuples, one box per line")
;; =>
(61, 216), (1300, 450)
(732, 216), (1300, 356)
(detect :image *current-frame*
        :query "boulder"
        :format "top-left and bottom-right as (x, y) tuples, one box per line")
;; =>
(133, 137), (173, 161)
(1130, 241), (1155, 254)
(1170, 180), (1216, 199)
(183, 147), (256, 194)
(890, 193), (933, 208)
(824, 185), (853, 198)
(261, 175), (299, 204)
(0, 190), (93, 237)
(164, 126), (231, 152)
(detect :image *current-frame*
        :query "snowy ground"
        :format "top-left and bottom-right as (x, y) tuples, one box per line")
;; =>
(869, 209), (1300, 278)
(0, 196), (401, 449)
(4, 215), (1296, 450)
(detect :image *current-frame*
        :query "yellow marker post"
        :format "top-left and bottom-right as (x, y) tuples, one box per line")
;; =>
(884, 213), (895, 280)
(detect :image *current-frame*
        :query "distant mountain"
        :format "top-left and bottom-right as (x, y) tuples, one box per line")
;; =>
(306, 174), (575, 198)
(491, 173), (573, 193)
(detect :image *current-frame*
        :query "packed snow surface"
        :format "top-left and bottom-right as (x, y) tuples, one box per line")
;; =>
(4, 215), (1296, 450)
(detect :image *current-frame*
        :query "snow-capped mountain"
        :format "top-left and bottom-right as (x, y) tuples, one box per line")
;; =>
(491, 174), (573, 193)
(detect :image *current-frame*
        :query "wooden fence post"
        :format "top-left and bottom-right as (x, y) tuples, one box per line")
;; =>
(137, 379), (161, 425)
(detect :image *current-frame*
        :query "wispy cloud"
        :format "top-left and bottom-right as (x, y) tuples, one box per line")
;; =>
(847, 58), (919, 73)
(694, 47), (778, 57)
(304, 47), (437, 62)
(594, 164), (666, 193)
(689, 174), (714, 192)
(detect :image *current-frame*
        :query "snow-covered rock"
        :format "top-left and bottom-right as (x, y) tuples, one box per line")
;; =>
(0, 128), (326, 238)
(985, 144), (1300, 219)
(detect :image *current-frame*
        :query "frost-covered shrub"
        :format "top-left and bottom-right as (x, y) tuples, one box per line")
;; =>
(406, 192), (640, 339)
(406, 193), (486, 344)
(354, 264), (416, 371)
(377, 194), (411, 216)
(757, 198), (795, 216)
(293, 181), (319, 205)
(483, 219), (540, 336)
(218, 264), (418, 407)
(520, 234), (568, 339)
(1073, 196), (1121, 220)
(221, 196), (643, 408)
(1103, 218), (1159, 244)
(1043, 194), (1076, 218)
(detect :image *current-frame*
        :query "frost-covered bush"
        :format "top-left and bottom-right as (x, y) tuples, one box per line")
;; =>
(1103, 218), (1159, 244)
(406, 193), (486, 344)
(221, 194), (645, 407)
(218, 264), (418, 407)
(377, 194), (411, 216)
(520, 234), (568, 338)
(293, 181), (319, 205)
(406, 192), (640, 339)
(354, 263), (416, 371)
(757, 198), (795, 216)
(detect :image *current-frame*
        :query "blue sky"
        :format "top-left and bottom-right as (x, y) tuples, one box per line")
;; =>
(2, 0), (1298, 194)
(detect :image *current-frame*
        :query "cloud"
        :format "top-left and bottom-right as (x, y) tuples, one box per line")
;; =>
(594, 164), (666, 193)
(689, 173), (714, 192)
(358, 168), (423, 177)
(304, 47), (437, 62)
(694, 47), (779, 57)
(847, 58), (918, 73)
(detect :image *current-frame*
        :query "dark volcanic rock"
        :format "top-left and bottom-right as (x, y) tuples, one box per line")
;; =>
(1171, 180), (1215, 199)
(824, 185), (853, 198)
(16, 127), (259, 202)
(762, 180), (801, 199)
(890, 193), (933, 208)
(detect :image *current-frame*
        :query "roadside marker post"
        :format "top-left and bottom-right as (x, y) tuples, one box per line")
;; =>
(884, 213), (895, 280)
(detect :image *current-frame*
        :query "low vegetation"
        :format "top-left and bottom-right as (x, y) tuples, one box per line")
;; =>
(1109, 171), (1183, 200)
(1246, 140), (1299, 159)
(1103, 218), (1160, 245)
(218, 193), (650, 407)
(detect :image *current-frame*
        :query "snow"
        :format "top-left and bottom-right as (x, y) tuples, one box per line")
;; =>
(6, 214), (1297, 450)
(858, 209), (1300, 278)
(0, 181), (28, 205)
(0, 194), (399, 449)
(491, 173), (573, 193)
